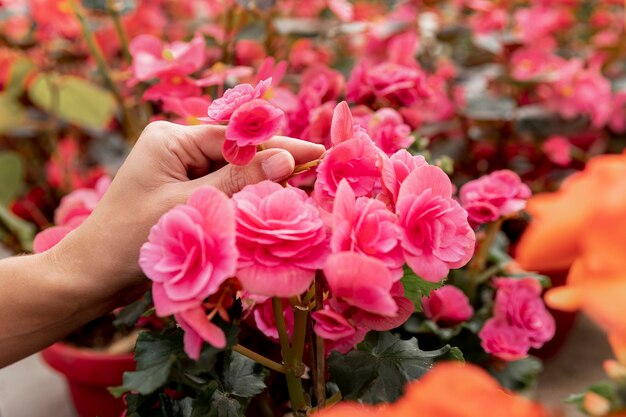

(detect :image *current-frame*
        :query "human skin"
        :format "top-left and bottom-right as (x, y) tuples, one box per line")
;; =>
(0, 122), (326, 368)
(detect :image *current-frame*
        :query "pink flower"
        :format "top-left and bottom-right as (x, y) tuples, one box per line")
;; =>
(253, 298), (294, 340)
(163, 96), (213, 125)
(367, 108), (414, 156)
(397, 165), (475, 282)
(543, 136), (572, 166)
(466, 0), (507, 34)
(143, 73), (202, 102)
(176, 306), (227, 359)
(324, 252), (398, 317)
(139, 186), (238, 317)
(223, 99), (284, 165)
(514, 6), (572, 44)
(30, 0), (80, 40)
(55, 176), (111, 227)
(479, 319), (530, 361)
(510, 47), (564, 82)
(312, 307), (356, 341)
(33, 226), (74, 254)
(422, 286), (474, 326)
(493, 278), (555, 349)
(233, 181), (328, 297)
(460, 170), (531, 225)
(129, 33), (205, 82)
(204, 78), (271, 122)
(331, 180), (404, 279)
(380, 149), (427, 207)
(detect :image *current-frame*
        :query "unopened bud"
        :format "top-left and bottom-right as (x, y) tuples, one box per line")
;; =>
(583, 392), (611, 417)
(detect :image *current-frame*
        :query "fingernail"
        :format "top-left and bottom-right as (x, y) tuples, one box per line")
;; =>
(262, 151), (295, 181)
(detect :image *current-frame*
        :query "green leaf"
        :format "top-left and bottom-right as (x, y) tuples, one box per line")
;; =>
(222, 352), (267, 398)
(0, 151), (24, 206)
(120, 330), (184, 395)
(207, 391), (245, 417)
(401, 265), (445, 313)
(5, 58), (36, 98)
(328, 331), (462, 404)
(28, 73), (117, 129)
(489, 356), (543, 393)
(125, 393), (193, 417)
(113, 291), (153, 329)
(0, 205), (35, 252)
(0, 94), (27, 134)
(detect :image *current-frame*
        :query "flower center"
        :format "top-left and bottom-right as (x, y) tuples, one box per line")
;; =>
(162, 49), (175, 62)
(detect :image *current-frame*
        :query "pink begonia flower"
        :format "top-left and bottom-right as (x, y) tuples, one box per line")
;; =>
(139, 186), (238, 317)
(143, 72), (202, 102)
(493, 278), (555, 349)
(196, 63), (253, 88)
(33, 225), (74, 254)
(204, 78), (271, 122)
(380, 149), (427, 207)
(232, 181), (328, 298)
(253, 298), (294, 340)
(312, 307), (356, 342)
(347, 61), (429, 107)
(401, 73), (456, 128)
(331, 180), (404, 280)
(609, 92), (626, 133)
(367, 108), (414, 156)
(353, 281), (414, 331)
(479, 319), (531, 361)
(514, 6), (572, 44)
(422, 286), (474, 326)
(543, 136), (572, 166)
(324, 252), (398, 317)
(288, 39), (332, 71)
(129, 33), (205, 82)
(176, 306), (227, 359)
(54, 176), (111, 227)
(459, 170), (531, 225)
(30, 0), (81, 40)
(162, 96), (212, 125)
(466, 0), (507, 34)
(397, 165), (475, 282)
(226, 99), (284, 146)
(510, 47), (564, 82)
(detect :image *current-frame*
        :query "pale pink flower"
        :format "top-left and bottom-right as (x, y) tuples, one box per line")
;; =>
(204, 78), (271, 122)
(139, 186), (238, 317)
(479, 319), (530, 361)
(331, 180), (404, 279)
(324, 252), (398, 317)
(195, 63), (253, 88)
(367, 108), (414, 156)
(253, 298), (294, 341)
(510, 47), (564, 82)
(33, 226), (74, 254)
(397, 166), (475, 282)
(162, 96), (213, 125)
(422, 286), (474, 325)
(54, 176), (111, 227)
(543, 136), (572, 166)
(352, 281), (414, 331)
(460, 170), (531, 225)
(129, 33), (205, 82)
(233, 181), (328, 297)
(380, 149), (427, 207)
(514, 6), (572, 44)
(176, 306), (227, 359)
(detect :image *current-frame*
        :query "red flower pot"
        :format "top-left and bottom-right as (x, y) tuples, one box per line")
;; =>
(41, 342), (135, 417)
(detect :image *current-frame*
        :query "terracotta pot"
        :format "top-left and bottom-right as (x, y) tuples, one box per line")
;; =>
(41, 342), (135, 417)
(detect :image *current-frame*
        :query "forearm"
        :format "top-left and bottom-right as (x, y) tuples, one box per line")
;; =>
(0, 239), (145, 367)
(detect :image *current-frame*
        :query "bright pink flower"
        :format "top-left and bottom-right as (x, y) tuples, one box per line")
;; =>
(176, 306), (227, 359)
(460, 170), (531, 225)
(312, 307), (356, 342)
(493, 278), (555, 349)
(347, 61), (429, 107)
(352, 281), (414, 332)
(233, 181), (328, 297)
(331, 180), (403, 279)
(380, 149), (427, 207)
(466, 0), (507, 34)
(422, 286), (474, 325)
(54, 176), (111, 227)
(139, 186), (238, 317)
(289, 39), (332, 71)
(33, 226), (74, 254)
(324, 252), (398, 317)
(479, 319), (531, 361)
(162, 96), (213, 125)
(143, 72), (202, 102)
(204, 78), (271, 122)
(397, 166), (475, 282)
(543, 136), (572, 166)
(253, 298), (294, 340)
(367, 108), (414, 156)
(196, 63), (253, 88)
(129, 33), (205, 82)
(46, 138), (107, 192)
(30, 0), (80, 40)
(510, 47), (564, 82)
(514, 6), (572, 44)
(226, 99), (284, 147)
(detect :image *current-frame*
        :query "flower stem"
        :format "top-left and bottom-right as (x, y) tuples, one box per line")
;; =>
(272, 298), (307, 413)
(289, 155), (326, 179)
(313, 271), (327, 407)
(232, 344), (286, 374)
(106, 0), (132, 64)
(468, 218), (504, 298)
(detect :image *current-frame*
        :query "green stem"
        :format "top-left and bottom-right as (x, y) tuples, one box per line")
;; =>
(106, 0), (132, 63)
(313, 272), (327, 407)
(468, 218), (504, 298)
(232, 344), (286, 374)
(292, 305), (308, 365)
(272, 298), (306, 413)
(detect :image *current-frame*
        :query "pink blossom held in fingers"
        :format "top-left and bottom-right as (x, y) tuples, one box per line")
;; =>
(226, 99), (284, 146)
(324, 252), (398, 317)
(176, 307), (226, 359)
(397, 165), (475, 282)
(129, 33), (205, 82)
(460, 170), (531, 225)
(381, 149), (427, 206)
(368, 108), (414, 156)
(204, 78), (271, 122)
(422, 286), (474, 326)
(233, 181), (328, 298)
(139, 186), (238, 317)
(331, 180), (404, 279)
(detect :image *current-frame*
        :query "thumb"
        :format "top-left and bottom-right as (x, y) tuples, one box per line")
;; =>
(184, 148), (296, 197)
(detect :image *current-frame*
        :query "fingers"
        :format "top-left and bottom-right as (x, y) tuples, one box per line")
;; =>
(183, 148), (296, 197)
(263, 136), (326, 164)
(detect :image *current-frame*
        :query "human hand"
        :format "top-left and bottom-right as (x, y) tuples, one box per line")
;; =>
(46, 121), (325, 304)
